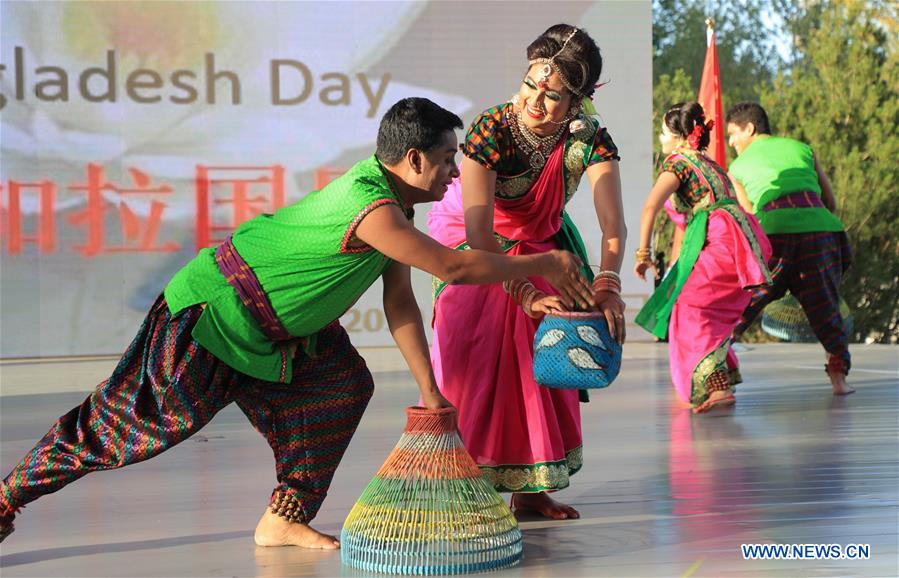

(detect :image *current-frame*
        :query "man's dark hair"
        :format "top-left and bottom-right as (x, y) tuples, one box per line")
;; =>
(376, 98), (463, 165)
(725, 102), (771, 135)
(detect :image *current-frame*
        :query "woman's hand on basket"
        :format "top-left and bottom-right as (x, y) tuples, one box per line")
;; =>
(594, 290), (627, 344)
(526, 294), (566, 319)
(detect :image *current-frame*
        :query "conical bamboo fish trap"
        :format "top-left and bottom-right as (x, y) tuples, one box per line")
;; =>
(340, 407), (523, 575)
(761, 292), (853, 342)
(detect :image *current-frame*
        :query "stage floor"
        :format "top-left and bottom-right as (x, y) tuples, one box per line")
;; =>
(1, 343), (897, 577)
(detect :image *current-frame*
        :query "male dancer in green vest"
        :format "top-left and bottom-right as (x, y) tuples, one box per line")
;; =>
(726, 102), (853, 396)
(0, 98), (596, 548)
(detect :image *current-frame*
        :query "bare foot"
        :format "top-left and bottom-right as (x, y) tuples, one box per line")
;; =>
(828, 371), (855, 396)
(693, 390), (736, 414)
(254, 509), (340, 549)
(511, 492), (580, 520)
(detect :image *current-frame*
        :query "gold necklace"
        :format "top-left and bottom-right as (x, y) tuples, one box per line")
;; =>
(509, 110), (566, 170)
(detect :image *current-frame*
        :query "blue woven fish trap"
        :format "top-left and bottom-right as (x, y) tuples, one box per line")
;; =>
(340, 407), (523, 575)
(533, 311), (622, 389)
(761, 293), (854, 343)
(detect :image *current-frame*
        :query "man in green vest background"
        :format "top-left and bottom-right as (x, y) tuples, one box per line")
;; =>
(0, 98), (597, 549)
(726, 101), (853, 396)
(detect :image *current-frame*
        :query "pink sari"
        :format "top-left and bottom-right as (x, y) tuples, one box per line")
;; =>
(662, 197), (772, 407)
(428, 143), (583, 493)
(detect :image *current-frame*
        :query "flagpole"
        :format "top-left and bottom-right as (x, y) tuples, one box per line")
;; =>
(698, 16), (727, 168)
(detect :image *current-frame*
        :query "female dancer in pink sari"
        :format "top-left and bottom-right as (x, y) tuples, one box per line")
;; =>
(428, 25), (627, 520)
(635, 102), (771, 413)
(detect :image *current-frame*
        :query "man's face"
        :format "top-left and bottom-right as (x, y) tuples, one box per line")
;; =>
(418, 131), (460, 201)
(726, 122), (755, 156)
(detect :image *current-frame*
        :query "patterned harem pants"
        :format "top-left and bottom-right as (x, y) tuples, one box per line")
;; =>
(0, 296), (374, 528)
(733, 231), (852, 370)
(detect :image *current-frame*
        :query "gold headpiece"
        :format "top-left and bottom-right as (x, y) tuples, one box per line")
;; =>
(528, 28), (585, 97)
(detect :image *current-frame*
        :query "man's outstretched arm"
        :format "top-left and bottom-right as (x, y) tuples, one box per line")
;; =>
(381, 260), (451, 411)
(355, 204), (595, 310)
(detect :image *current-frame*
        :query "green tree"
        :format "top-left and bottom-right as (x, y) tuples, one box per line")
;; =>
(760, 2), (899, 342)
(653, 0), (782, 108)
(652, 0), (898, 342)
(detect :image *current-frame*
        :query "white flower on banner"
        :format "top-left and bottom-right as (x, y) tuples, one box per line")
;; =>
(1, 1), (471, 217)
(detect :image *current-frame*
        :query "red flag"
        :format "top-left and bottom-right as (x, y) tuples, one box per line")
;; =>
(698, 20), (726, 169)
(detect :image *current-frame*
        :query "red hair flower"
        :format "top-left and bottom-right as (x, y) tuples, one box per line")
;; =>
(688, 119), (715, 150)
(687, 123), (705, 149)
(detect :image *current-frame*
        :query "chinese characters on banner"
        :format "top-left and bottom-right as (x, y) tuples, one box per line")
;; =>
(1, 163), (348, 255)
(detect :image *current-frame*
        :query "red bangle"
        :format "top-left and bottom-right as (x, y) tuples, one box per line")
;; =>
(592, 278), (621, 290)
(593, 279), (621, 295)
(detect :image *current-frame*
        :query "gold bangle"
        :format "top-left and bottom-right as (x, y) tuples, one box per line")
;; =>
(635, 248), (652, 264)
(595, 270), (621, 283)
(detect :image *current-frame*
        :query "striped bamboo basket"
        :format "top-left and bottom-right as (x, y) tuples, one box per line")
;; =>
(761, 292), (854, 342)
(340, 406), (523, 575)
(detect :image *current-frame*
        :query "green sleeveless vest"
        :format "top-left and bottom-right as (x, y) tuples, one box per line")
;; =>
(164, 155), (405, 382)
(729, 136), (843, 234)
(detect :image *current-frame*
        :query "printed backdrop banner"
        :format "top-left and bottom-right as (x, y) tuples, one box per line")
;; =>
(0, 1), (652, 356)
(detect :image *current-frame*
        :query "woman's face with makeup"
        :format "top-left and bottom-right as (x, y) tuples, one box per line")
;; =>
(515, 63), (574, 134)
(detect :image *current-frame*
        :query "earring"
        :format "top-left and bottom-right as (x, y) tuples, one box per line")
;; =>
(568, 103), (587, 133)
(510, 94), (521, 106)
(568, 101), (582, 118)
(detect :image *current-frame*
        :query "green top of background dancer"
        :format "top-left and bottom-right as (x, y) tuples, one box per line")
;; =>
(725, 102), (845, 235)
(164, 97), (596, 386)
